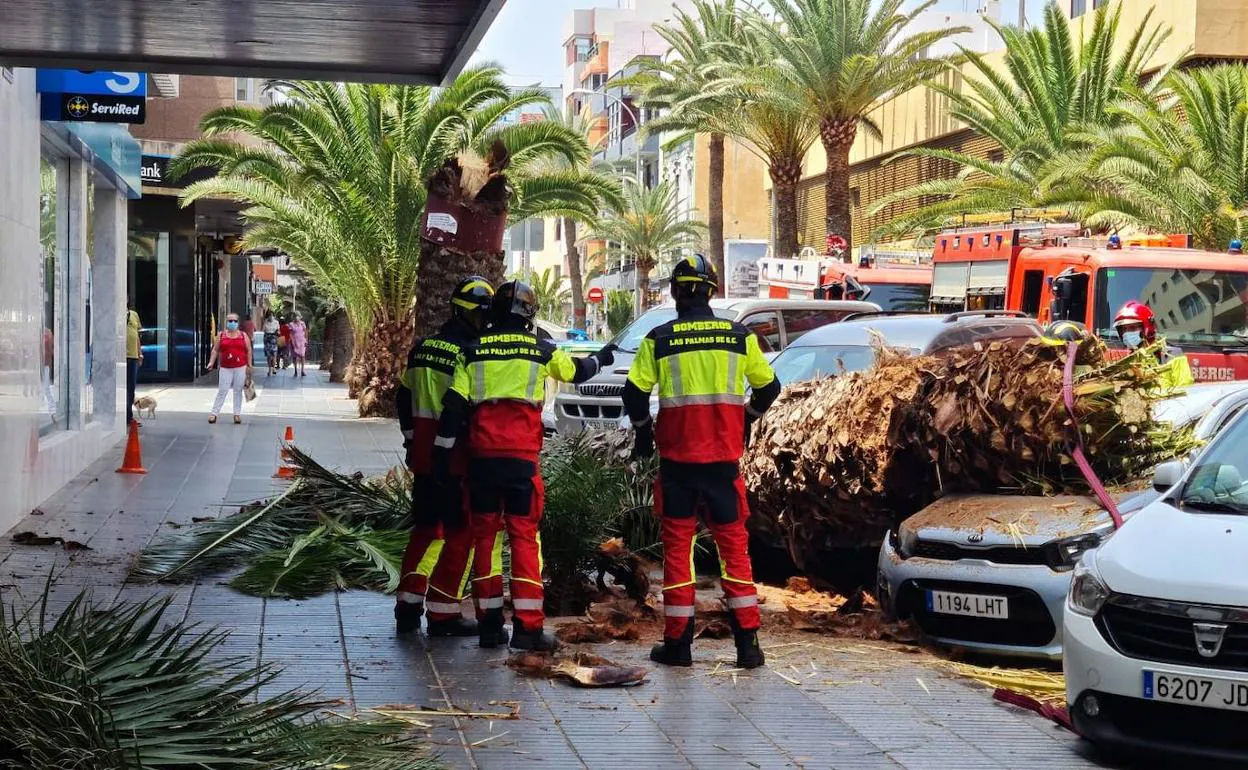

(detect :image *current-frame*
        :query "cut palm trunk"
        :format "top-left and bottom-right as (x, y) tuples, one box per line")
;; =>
(743, 339), (1200, 568)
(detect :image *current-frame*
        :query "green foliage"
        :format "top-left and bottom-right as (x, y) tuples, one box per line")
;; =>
(875, 1), (1173, 238)
(1066, 64), (1248, 249)
(518, 266), (571, 325)
(0, 586), (437, 768)
(230, 519), (409, 599)
(606, 290), (634, 337)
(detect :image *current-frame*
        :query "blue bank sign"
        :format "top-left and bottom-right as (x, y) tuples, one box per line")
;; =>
(36, 69), (147, 124)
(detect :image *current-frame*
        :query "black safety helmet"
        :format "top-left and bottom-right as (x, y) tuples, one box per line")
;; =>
(489, 280), (538, 329)
(1043, 319), (1089, 343)
(670, 253), (719, 300)
(450, 276), (495, 331)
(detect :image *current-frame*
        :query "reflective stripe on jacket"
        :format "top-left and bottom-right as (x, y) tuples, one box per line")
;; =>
(451, 331), (578, 458)
(401, 329), (470, 473)
(627, 314), (776, 463)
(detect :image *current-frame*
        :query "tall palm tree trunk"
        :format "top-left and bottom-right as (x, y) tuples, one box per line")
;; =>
(351, 313), (413, 417)
(326, 308), (353, 383)
(821, 118), (858, 252)
(708, 132), (726, 279)
(770, 156), (803, 258)
(633, 256), (653, 319)
(565, 217), (586, 332)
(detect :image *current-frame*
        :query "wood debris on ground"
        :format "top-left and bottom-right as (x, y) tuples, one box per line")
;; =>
(755, 578), (919, 644)
(507, 651), (648, 687)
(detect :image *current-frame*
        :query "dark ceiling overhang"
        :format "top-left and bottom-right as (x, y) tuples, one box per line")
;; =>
(0, 0), (505, 85)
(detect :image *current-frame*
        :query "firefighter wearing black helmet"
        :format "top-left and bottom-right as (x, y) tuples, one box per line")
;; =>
(1042, 320), (1089, 343)
(395, 276), (495, 636)
(621, 254), (782, 669)
(434, 280), (616, 651)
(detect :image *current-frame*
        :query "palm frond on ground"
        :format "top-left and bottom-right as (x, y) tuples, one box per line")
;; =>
(873, 1), (1171, 240)
(755, 0), (968, 250)
(172, 68), (607, 416)
(1060, 64), (1248, 248)
(589, 181), (706, 315)
(0, 588), (436, 769)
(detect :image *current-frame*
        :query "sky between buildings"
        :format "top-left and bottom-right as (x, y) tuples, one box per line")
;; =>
(469, 0), (1051, 87)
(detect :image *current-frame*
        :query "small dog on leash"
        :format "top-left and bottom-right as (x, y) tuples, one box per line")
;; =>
(134, 396), (158, 419)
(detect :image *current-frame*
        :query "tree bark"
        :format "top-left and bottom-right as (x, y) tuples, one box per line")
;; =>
(708, 132), (726, 281)
(412, 243), (506, 339)
(769, 155), (803, 259)
(326, 308), (353, 383)
(633, 256), (653, 320)
(821, 118), (859, 253)
(351, 314), (413, 417)
(565, 217), (586, 332)
(320, 312), (335, 371)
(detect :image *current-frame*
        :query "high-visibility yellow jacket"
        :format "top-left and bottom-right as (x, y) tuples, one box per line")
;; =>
(397, 319), (475, 474)
(626, 308), (779, 464)
(1155, 345), (1195, 393)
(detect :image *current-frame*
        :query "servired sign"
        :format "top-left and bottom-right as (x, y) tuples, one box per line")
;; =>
(587, 287), (605, 303)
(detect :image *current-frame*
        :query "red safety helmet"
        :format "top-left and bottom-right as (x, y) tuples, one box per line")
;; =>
(1113, 301), (1156, 342)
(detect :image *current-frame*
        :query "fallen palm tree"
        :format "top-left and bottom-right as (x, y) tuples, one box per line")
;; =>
(0, 587), (436, 769)
(743, 338), (1200, 566)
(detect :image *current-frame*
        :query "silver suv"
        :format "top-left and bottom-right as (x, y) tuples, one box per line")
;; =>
(552, 298), (878, 434)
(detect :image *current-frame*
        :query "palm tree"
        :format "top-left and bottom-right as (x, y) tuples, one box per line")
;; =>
(873, 2), (1171, 239)
(590, 181), (706, 316)
(172, 68), (610, 416)
(625, 0), (749, 279)
(521, 266), (573, 325)
(1071, 64), (1248, 250)
(757, 0), (969, 250)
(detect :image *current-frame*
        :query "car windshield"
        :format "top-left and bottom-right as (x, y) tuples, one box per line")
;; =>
(1094, 267), (1248, 348)
(863, 283), (930, 312)
(770, 344), (918, 384)
(610, 307), (736, 352)
(1177, 411), (1248, 515)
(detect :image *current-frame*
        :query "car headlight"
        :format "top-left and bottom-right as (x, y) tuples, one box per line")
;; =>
(895, 524), (917, 559)
(1046, 532), (1103, 571)
(1067, 558), (1110, 617)
(557, 381), (579, 395)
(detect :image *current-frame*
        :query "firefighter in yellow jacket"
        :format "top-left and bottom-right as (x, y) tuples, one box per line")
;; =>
(622, 255), (782, 668)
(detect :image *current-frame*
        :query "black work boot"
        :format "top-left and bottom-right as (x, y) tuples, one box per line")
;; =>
(426, 615), (480, 637)
(394, 602), (423, 634)
(650, 618), (694, 667)
(728, 614), (765, 669)
(478, 609), (510, 649)
(509, 619), (559, 652)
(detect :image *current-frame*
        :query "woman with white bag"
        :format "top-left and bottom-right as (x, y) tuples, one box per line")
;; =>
(206, 313), (253, 424)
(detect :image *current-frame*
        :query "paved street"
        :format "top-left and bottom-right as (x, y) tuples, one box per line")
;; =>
(0, 370), (1110, 770)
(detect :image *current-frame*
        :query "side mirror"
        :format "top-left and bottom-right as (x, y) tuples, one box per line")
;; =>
(1153, 460), (1184, 491)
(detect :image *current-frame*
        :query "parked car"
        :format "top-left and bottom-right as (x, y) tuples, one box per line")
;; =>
(1064, 405), (1248, 762)
(534, 319), (599, 355)
(877, 382), (1248, 660)
(768, 310), (1041, 385)
(552, 298), (879, 434)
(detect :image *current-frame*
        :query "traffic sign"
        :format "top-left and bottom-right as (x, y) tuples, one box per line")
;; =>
(587, 287), (605, 303)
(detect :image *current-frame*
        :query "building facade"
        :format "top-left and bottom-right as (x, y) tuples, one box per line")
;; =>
(0, 67), (145, 533)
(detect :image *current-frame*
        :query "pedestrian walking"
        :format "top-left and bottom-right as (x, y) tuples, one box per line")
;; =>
(262, 312), (279, 375)
(126, 301), (143, 426)
(278, 317), (292, 370)
(622, 254), (782, 669)
(394, 277), (495, 637)
(288, 312), (308, 377)
(434, 280), (615, 651)
(207, 313), (253, 424)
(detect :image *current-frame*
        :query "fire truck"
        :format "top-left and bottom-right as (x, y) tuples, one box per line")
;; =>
(758, 249), (933, 311)
(930, 222), (1248, 382)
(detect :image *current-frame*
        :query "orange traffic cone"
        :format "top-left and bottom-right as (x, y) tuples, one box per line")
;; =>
(274, 426), (297, 479)
(117, 421), (147, 475)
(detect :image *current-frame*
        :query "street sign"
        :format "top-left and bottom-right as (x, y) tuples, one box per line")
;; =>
(587, 287), (605, 303)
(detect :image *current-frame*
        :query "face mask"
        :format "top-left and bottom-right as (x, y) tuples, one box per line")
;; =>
(226, 320), (239, 331)
(1121, 330), (1142, 349)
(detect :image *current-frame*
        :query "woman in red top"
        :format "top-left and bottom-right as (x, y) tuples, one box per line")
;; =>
(207, 312), (253, 424)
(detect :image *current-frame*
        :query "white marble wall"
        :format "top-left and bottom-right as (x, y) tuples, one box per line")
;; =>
(0, 69), (129, 535)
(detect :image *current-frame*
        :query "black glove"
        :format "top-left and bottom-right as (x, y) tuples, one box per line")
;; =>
(633, 424), (655, 461)
(431, 446), (452, 480)
(744, 415), (757, 446)
(593, 343), (617, 369)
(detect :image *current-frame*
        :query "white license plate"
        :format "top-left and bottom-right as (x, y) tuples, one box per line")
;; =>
(581, 419), (618, 431)
(1143, 671), (1248, 712)
(926, 590), (1009, 619)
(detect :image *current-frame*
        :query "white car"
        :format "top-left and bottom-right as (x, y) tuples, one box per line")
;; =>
(1064, 405), (1248, 762)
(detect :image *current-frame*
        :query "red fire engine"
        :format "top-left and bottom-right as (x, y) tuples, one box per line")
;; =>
(931, 223), (1248, 382)
(759, 251), (933, 312)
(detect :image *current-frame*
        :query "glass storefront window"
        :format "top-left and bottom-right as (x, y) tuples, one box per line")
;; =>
(39, 154), (69, 435)
(129, 231), (171, 380)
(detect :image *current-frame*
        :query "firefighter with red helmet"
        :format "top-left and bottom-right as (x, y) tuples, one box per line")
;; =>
(1112, 300), (1194, 391)
(434, 280), (615, 651)
(622, 254), (782, 669)
(394, 276), (495, 636)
